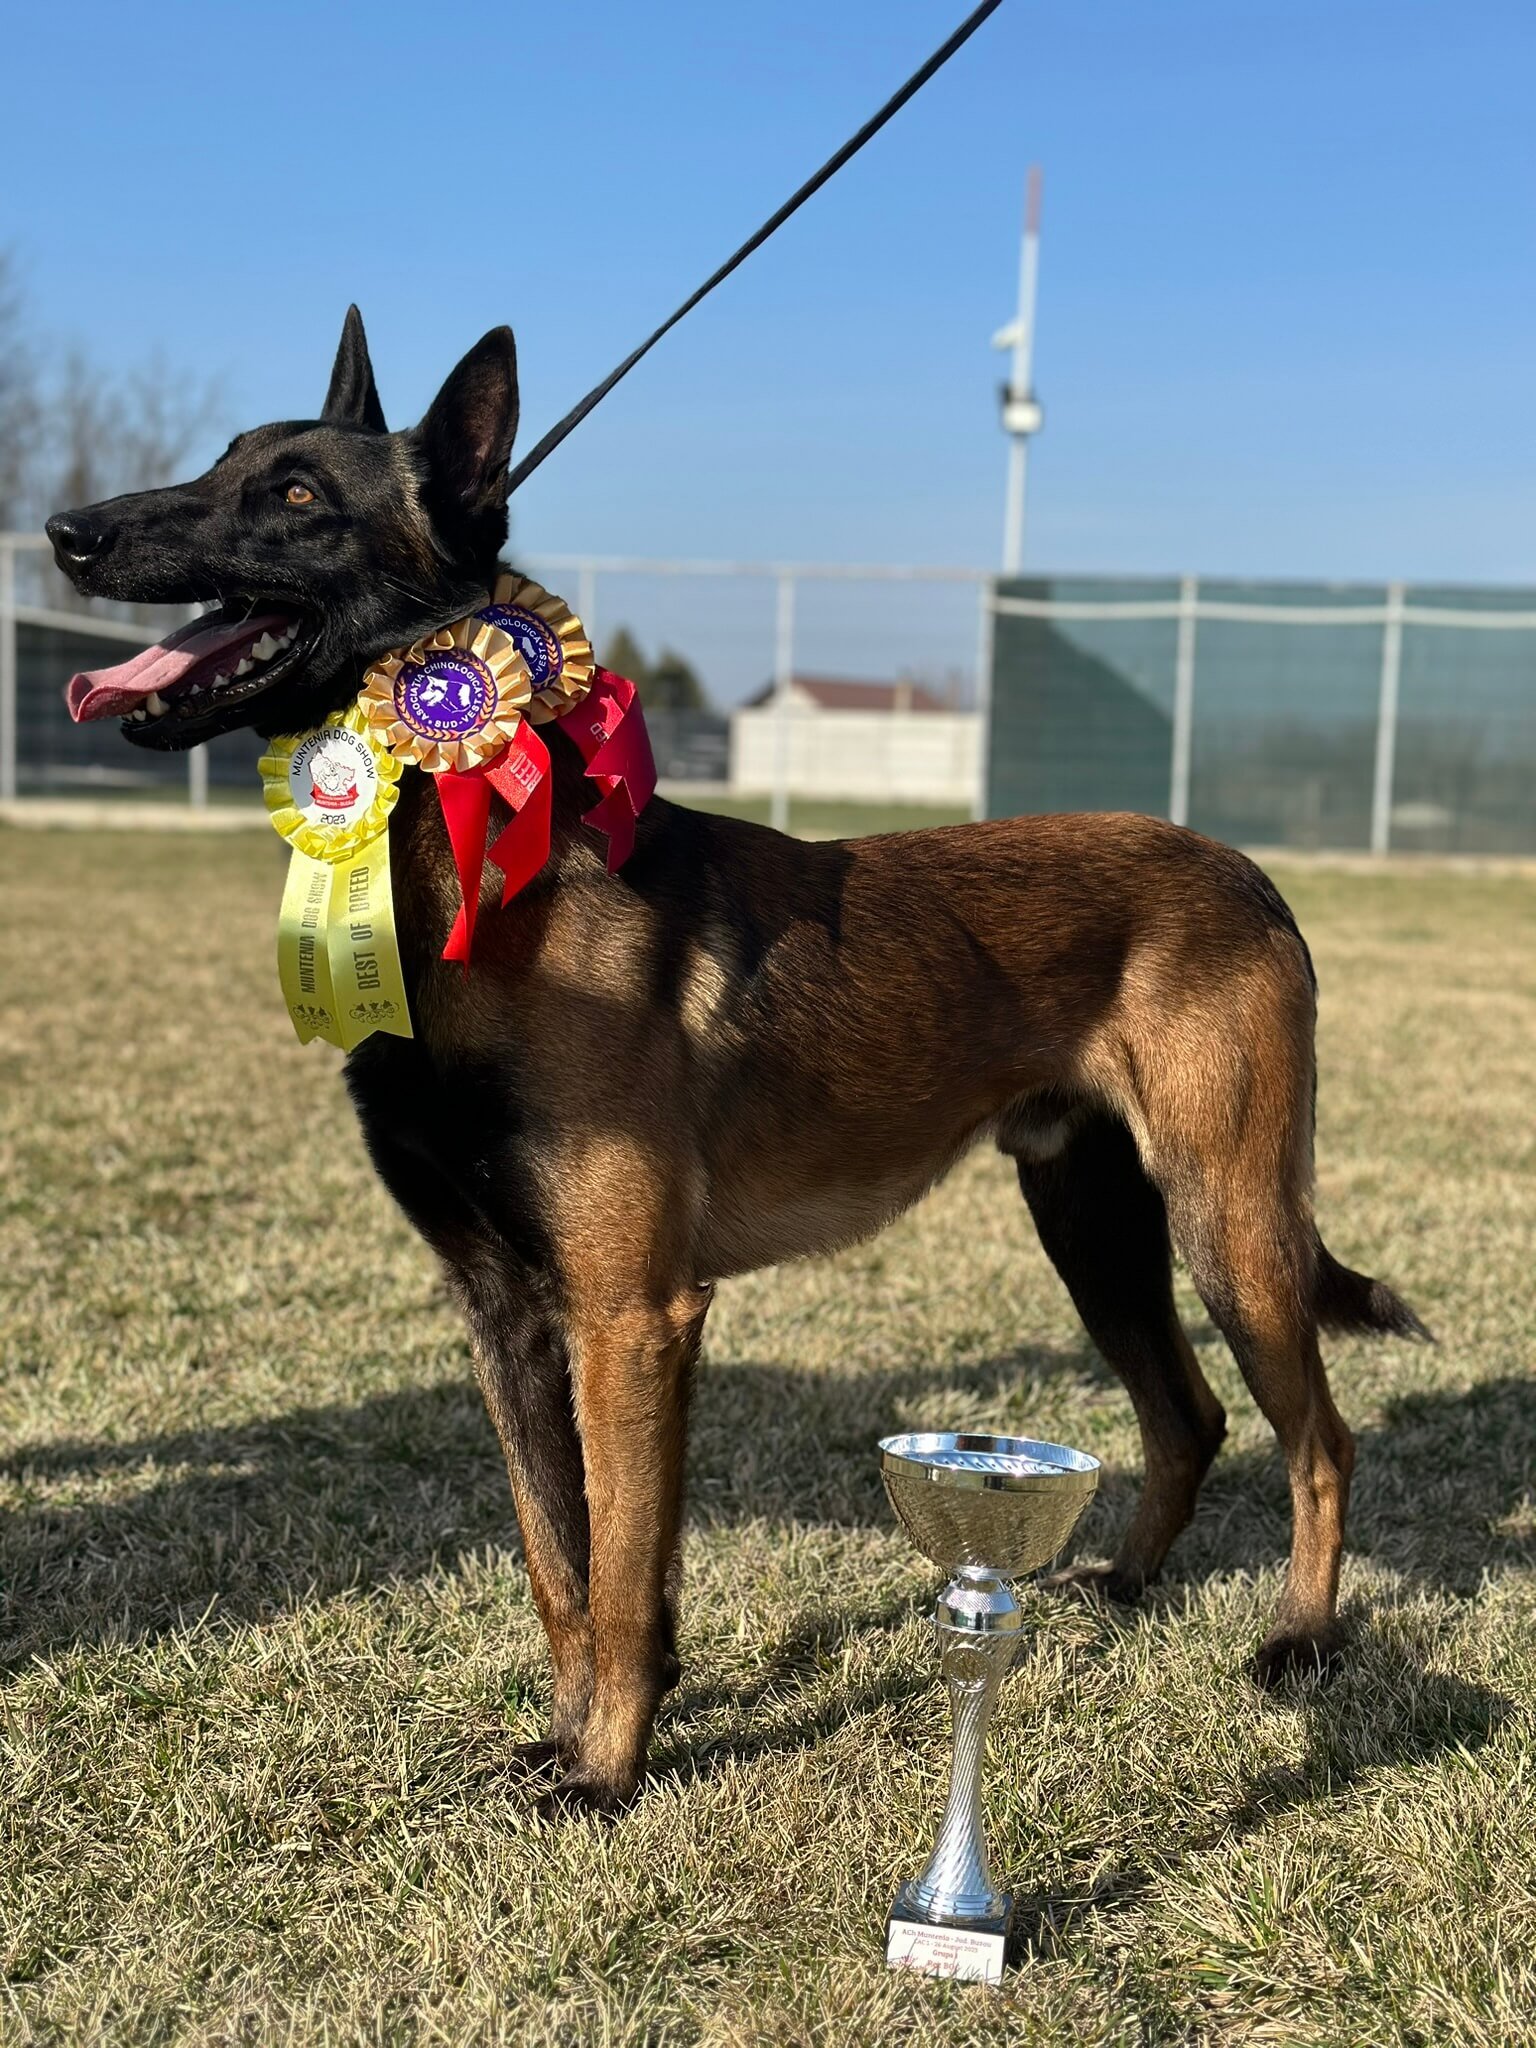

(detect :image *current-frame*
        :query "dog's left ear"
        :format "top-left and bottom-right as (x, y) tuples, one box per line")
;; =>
(322, 305), (387, 432)
(417, 327), (519, 512)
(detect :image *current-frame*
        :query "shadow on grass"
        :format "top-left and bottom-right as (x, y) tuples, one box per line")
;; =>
(1010, 1638), (1516, 1964)
(1, 1357), (1533, 1681)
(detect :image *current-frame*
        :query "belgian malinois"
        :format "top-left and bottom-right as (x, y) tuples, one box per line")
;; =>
(50, 310), (1427, 1813)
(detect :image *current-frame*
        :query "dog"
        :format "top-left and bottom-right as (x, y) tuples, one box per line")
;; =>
(48, 308), (1428, 1814)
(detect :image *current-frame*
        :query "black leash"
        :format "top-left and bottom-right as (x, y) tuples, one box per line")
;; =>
(506, 0), (1007, 494)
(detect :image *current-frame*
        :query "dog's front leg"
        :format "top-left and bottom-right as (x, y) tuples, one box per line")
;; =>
(543, 1278), (712, 1816)
(352, 1114), (596, 1772)
(456, 1268), (596, 1774)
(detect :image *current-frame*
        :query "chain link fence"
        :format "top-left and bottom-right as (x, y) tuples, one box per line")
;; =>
(4, 536), (1532, 852)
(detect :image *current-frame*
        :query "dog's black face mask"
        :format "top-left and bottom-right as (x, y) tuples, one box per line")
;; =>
(48, 308), (519, 750)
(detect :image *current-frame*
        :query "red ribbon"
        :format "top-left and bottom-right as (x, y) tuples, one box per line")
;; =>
(435, 669), (655, 964)
(555, 668), (658, 874)
(439, 722), (552, 964)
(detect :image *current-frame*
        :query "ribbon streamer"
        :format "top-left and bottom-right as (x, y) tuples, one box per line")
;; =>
(439, 721), (553, 963)
(277, 833), (412, 1051)
(557, 669), (658, 873)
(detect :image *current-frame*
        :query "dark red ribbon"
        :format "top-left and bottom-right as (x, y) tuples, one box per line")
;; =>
(435, 669), (655, 964)
(555, 668), (658, 873)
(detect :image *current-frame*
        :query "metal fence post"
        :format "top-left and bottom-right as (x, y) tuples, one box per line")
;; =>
(578, 558), (598, 657)
(771, 569), (795, 833)
(1168, 574), (1198, 827)
(1369, 581), (1405, 856)
(972, 577), (994, 820)
(185, 600), (209, 807)
(0, 540), (15, 805)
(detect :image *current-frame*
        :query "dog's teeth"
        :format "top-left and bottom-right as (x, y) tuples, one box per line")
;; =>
(234, 657), (253, 677)
(146, 691), (168, 715)
(130, 708), (148, 722)
(253, 633), (278, 661)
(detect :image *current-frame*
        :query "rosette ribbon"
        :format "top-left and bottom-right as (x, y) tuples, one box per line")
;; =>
(556, 668), (658, 874)
(258, 707), (413, 1051)
(354, 596), (658, 971)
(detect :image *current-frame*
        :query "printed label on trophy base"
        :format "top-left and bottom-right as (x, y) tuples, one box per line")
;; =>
(885, 1914), (1008, 1985)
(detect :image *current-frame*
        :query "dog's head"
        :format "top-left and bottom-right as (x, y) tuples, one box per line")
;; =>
(48, 309), (518, 749)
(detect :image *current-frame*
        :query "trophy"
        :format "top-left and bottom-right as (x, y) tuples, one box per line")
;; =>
(879, 1430), (1100, 1985)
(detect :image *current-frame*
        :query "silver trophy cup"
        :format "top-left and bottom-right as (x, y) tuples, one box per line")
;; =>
(879, 1430), (1100, 1985)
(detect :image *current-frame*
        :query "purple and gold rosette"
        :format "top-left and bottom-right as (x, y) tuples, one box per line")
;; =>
(476, 573), (594, 724)
(359, 616), (532, 773)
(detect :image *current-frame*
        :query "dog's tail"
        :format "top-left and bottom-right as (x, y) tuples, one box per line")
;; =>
(1314, 1236), (1432, 1340)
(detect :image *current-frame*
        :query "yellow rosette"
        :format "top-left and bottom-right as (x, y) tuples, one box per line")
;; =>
(358, 615), (531, 771)
(257, 705), (412, 1052)
(475, 573), (595, 724)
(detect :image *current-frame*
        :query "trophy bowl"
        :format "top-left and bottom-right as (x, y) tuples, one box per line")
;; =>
(878, 1429), (1100, 1985)
(881, 1431), (1101, 1579)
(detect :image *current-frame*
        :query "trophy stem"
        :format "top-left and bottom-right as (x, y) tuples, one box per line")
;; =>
(889, 1568), (1022, 1968)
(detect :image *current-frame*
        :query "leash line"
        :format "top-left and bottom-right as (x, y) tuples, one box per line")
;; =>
(506, 0), (1007, 494)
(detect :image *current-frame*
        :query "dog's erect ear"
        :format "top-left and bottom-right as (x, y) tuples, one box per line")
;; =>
(417, 327), (519, 511)
(321, 305), (387, 432)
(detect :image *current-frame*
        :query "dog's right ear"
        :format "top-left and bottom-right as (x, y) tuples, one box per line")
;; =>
(321, 305), (387, 432)
(417, 327), (519, 514)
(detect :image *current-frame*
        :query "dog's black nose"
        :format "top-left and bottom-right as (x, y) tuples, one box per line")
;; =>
(46, 511), (109, 569)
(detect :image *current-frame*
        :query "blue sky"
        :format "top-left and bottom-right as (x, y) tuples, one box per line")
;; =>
(5, 0), (1533, 597)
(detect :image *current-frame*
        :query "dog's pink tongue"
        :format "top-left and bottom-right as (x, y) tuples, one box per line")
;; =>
(64, 611), (291, 722)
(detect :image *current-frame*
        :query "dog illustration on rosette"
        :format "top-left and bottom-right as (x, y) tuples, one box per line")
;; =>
(49, 309), (1429, 1816)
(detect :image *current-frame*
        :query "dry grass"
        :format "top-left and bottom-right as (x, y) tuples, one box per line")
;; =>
(1, 825), (1533, 2046)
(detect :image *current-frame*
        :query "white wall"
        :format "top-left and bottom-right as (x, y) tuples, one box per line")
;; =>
(730, 708), (981, 806)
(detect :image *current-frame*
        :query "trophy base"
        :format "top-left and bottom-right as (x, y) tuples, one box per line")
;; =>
(885, 1898), (1012, 1985)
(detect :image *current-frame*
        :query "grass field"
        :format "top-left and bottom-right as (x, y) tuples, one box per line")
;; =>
(1, 825), (1533, 2046)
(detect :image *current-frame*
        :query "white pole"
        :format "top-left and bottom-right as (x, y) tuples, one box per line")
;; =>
(1370, 581), (1406, 856)
(972, 576), (994, 820)
(578, 558), (597, 657)
(999, 167), (1042, 577)
(771, 569), (795, 834)
(0, 540), (15, 805)
(1002, 437), (1029, 583)
(1169, 575), (1198, 827)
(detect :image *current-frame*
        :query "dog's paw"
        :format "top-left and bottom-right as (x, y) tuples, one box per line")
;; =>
(534, 1770), (635, 1823)
(507, 1739), (567, 1783)
(1250, 1629), (1344, 1690)
(1041, 1560), (1144, 1607)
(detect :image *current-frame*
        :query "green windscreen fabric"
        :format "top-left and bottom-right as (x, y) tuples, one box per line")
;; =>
(986, 576), (1536, 852)
(987, 577), (1178, 821)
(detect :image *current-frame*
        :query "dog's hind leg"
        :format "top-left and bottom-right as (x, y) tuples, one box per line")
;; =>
(1007, 1108), (1228, 1600)
(1164, 1167), (1354, 1685)
(1139, 974), (1356, 1685)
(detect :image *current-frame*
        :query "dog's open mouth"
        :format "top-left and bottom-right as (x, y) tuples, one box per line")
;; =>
(64, 598), (316, 741)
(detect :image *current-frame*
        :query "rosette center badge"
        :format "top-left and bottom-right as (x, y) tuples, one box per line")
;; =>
(288, 724), (381, 835)
(395, 649), (498, 741)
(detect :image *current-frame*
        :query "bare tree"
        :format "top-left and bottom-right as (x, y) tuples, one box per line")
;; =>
(0, 250), (42, 531)
(49, 347), (225, 513)
(0, 246), (226, 529)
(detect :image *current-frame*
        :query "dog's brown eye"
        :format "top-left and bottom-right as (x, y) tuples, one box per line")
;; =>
(285, 482), (315, 506)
